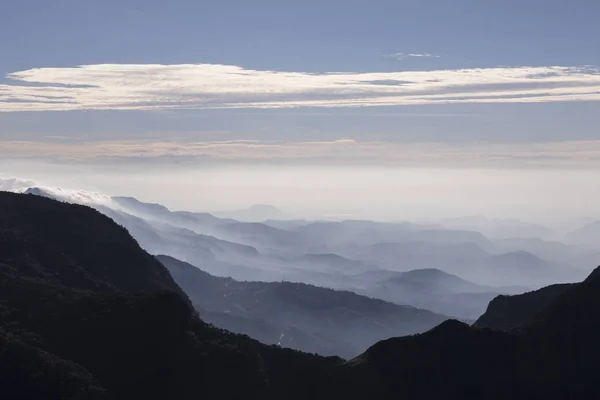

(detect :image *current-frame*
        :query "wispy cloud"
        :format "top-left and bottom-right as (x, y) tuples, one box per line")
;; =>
(1, 63), (600, 112)
(0, 177), (38, 190)
(4, 138), (600, 168)
(383, 52), (441, 60)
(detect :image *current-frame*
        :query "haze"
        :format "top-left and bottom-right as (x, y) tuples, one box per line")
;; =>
(1, 160), (598, 230)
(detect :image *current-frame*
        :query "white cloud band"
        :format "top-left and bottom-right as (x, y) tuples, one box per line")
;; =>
(1, 63), (600, 112)
(4, 138), (600, 168)
(384, 53), (441, 60)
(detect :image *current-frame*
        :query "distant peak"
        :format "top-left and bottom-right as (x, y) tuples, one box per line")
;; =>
(112, 196), (170, 213)
(401, 268), (449, 278)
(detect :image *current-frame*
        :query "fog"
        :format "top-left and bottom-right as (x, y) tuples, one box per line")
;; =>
(3, 169), (599, 357)
(2, 160), (599, 231)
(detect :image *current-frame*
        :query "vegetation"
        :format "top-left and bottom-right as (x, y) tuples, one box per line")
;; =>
(474, 283), (573, 331)
(158, 254), (448, 357)
(2, 191), (600, 399)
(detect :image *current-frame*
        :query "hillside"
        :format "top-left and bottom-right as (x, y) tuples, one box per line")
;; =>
(0, 192), (378, 399)
(5, 191), (600, 399)
(158, 255), (449, 357)
(360, 268), (503, 319)
(565, 220), (600, 249)
(474, 283), (573, 331)
(350, 266), (600, 398)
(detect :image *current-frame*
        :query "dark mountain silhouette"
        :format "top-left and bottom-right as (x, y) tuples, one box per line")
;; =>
(349, 319), (518, 399)
(474, 283), (573, 331)
(157, 255), (449, 357)
(21, 187), (583, 293)
(0, 191), (379, 399)
(349, 266), (600, 398)
(0, 192), (182, 295)
(5, 190), (600, 399)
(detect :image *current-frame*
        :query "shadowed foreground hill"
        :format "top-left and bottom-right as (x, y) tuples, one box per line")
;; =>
(351, 267), (600, 399)
(0, 192), (377, 400)
(474, 283), (573, 331)
(3, 191), (600, 399)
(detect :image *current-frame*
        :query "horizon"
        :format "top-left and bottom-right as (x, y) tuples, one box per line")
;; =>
(2, 0), (600, 231)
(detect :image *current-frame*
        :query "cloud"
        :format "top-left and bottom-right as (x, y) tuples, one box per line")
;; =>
(0, 177), (38, 191)
(384, 53), (441, 60)
(3, 138), (600, 168)
(0, 176), (118, 209)
(1, 63), (600, 112)
(17, 186), (116, 207)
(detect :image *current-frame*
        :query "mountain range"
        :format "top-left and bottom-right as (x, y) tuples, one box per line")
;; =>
(3, 191), (600, 398)
(13, 184), (593, 321)
(354, 268), (524, 319)
(157, 255), (449, 357)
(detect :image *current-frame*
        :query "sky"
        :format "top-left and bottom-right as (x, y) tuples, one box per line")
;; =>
(1, 0), (600, 222)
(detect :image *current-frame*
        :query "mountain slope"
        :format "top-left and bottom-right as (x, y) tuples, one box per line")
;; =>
(350, 265), (600, 398)
(0, 192), (381, 400)
(441, 215), (557, 240)
(474, 283), (573, 331)
(565, 220), (600, 249)
(157, 255), (449, 357)
(0, 191), (183, 294)
(6, 190), (600, 398)
(214, 204), (288, 222)
(349, 240), (580, 287)
(350, 319), (518, 399)
(359, 268), (505, 319)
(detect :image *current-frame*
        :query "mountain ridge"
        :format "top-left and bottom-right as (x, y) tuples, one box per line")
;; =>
(157, 254), (450, 357)
(3, 191), (600, 398)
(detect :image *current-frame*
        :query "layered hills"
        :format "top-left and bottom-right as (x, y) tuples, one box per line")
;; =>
(158, 255), (448, 357)
(3, 191), (600, 398)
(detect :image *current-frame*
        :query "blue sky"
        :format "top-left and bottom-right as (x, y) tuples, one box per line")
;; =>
(1, 0), (600, 167)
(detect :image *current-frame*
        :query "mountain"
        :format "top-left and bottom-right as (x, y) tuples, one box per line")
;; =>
(157, 255), (449, 358)
(294, 221), (495, 250)
(5, 191), (600, 398)
(112, 195), (231, 228)
(14, 184), (587, 316)
(345, 241), (578, 287)
(211, 221), (303, 251)
(0, 191), (183, 295)
(349, 319), (518, 399)
(382, 268), (490, 294)
(441, 215), (558, 240)
(263, 219), (310, 230)
(473, 283), (573, 331)
(565, 220), (600, 249)
(296, 253), (378, 274)
(349, 266), (600, 398)
(355, 268), (511, 319)
(0, 191), (379, 400)
(479, 250), (580, 286)
(494, 237), (600, 268)
(214, 204), (288, 222)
